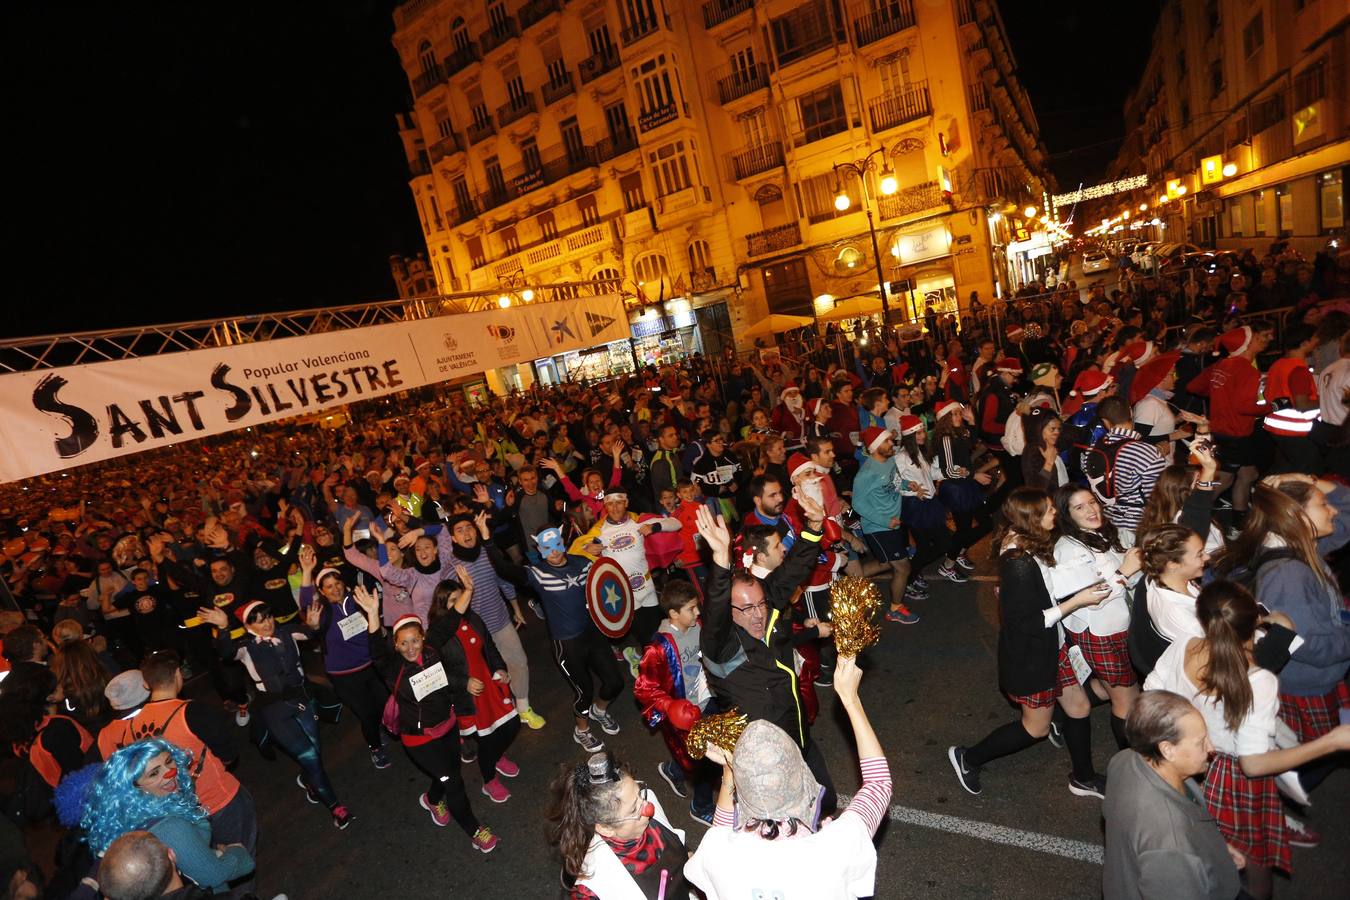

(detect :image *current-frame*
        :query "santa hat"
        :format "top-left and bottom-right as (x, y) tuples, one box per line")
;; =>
(1218, 326), (1254, 357)
(1263, 408), (1320, 438)
(935, 400), (963, 422)
(1129, 351), (1181, 405)
(413, 457), (431, 472)
(898, 415), (924, 436)
(861, 426), (891, 454)
(781, 382), (800, 392)
(787, 452), (813, 481)
(1119, 340), (1156, 368)
(315, 568), (342, 587)
(236, 601), (266, 625)
(1006, 323), (1026, 343)
(996, 357), (1023, 375)
(1062, 370), (1114, 417)
(391, 614), (423, 635)
(891, 362), (911, 383)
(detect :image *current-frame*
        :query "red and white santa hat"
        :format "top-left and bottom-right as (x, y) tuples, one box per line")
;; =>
(1218, 326), (1254, 357)
(235, 601), (266, 625)
(1062, 370), (1114, 417)
(861, 426), (891, 454)
(1119, 340), (1156, 367)
(781, 382), (801, 395)
(414, 457), (431, 472)
(787, 452), (814, 481)
(996, 357), (1024, 375)
(1006, 323), (1026, 343)
(935, 400), (963, 422)
(898, 414), (924, 436)
(392, 614), (423, 635)
(1263, 408), (1320, 438)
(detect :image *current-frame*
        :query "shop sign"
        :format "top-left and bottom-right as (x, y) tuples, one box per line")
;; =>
(891, 226), (951, 266)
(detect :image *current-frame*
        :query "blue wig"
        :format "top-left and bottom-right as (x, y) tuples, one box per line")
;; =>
(81, 738), (208, 855)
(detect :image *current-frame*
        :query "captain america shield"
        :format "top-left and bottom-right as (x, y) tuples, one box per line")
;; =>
(586, 556), (634, 638)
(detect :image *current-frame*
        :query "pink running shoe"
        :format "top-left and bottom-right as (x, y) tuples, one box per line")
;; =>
(471, 825), (499, 853)
(494, 756), (519, 778)
(481, 777), (511, 803)
(419, 793), (450, 827)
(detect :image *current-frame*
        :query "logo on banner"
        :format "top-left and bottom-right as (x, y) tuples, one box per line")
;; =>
(585, 310), (616, 337)
(486, 325), (516, 342)
(442, 333), (458, 351)
(548, 316), (576, 344)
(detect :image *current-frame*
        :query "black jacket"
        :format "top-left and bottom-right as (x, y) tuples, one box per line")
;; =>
(996, 551), (1061, 696)
(369, 613), (471, 736)
(700, 527), (822, 748)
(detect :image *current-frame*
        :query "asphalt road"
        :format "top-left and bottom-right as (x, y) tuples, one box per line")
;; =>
(235, 553), (1350, 900)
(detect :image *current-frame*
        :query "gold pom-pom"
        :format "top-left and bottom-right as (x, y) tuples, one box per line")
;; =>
(828, 576), (883, 657)
(685, 708), (749, 760)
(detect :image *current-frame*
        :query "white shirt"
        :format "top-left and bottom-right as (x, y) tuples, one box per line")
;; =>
(593, 515), (679, 608)
(1145, 639), (1279, 757)
(891, 448), (942, 497)
(1145, 579), (1202, 645)
(1132, 394), (1176, 456)
(1051, 535), (1135, 635)
(1319, 357), (1350, 425)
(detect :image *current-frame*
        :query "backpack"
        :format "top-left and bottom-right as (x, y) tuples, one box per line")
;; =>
(1076, 436), (1136, 505)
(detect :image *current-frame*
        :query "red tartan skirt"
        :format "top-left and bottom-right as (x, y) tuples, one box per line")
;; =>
(1066, 627), (1137, 687)
(1007, 644), (1078, 708)
(1278, 681), (1350, 744)
(1202, 752), (1290, 873)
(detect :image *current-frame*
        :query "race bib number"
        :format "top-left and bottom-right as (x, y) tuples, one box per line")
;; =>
(409, 663), (448, 701)
(1067, 645), (1092, 685)
(336, 611), (367, 641)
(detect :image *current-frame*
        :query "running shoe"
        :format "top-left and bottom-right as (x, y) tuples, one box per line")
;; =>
(573, 727), (605, 753)
(937, 562), (969, 583)
(235, 704), (251, 728)
(494, 756), (519, 778)
(419, 793), (450, 827)
(370, 746), (391, 770)
(815, 667), (833, 687)
(910, 574), (930, 591)
(296, 774), (319, 805)
(471, 825), (499, 854)
(1285, 816), (1321, 848)
(885, 604), (920, 624)
(955, 554), (976, 571)
(623, 646), (642, 678)
(689, 805), (715, 827)
(330, 805), (354, 830)
(519, 707), (546, 730)
(460, 740), (478, 764)
(948, 746), (981, 795)
(482, 777), (511, 803)
(657, 761), (688, 799)
(903, 583), (928, 603)
(1047, 720), (1064, 749)
(589, 703), (621, 735)
(1068, 773), (1107, 799)
(528, 599), (545, 620)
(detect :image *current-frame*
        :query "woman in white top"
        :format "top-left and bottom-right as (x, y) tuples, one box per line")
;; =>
(1138, 525), (1209, 661)
(1051, 485), (1143, 749)
(1144, 580), (1350, 900)
(889, 415), (964, 585)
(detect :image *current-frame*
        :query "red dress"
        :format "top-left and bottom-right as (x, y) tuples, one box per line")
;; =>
(453, 617), (517, 737)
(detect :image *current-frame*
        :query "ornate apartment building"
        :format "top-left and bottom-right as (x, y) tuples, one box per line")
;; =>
(1093, 0), (1346, 256)
(391, 0), (1053, 380)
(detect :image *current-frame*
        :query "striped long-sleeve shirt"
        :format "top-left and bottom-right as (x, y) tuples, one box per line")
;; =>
(1098, 427), (1167, 531)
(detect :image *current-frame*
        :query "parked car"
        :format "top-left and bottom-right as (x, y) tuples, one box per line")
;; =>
(1081, 249), (1113, 273)
(1131, 242), (1161, 270)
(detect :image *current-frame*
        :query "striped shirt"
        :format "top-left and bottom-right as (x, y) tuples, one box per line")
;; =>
(460, 549), (514, 634)
(1098, 427), (1166, 531)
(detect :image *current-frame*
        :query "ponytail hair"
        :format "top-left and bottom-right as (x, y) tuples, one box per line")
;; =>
(546, 753), (631, 880)
(1194, 580), (1258, 733)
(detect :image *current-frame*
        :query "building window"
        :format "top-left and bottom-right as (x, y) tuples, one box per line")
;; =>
(877, 53), (911, 97)
(797, 171), (857, 224)
(634, 54), (679, 129)
(1293, 59), (1327, 108)
(538, 210), (558, 239)
(501, 227), (519, 254)
(1276, 185), (1292, 236)
(520, 138), (542, 174)
(487, 0), (509, 30)
(471, 102), (492, 130)
(605, 101), (633, 143)
(1242, 12), (1263, 58)
(1208, 61), (1223, 99)
(428, 195), (443, 230)
(688, 239), (711, 273)
(505, 74), (527, 106)
(633, 253), (669, 287)
(451, 17), (471, 50)
(649, 140), (692, 197)
(451, 178), (474, 221)
(578, 193), (600, 226)
(1253, 190), (1266, 235)
(1228, 198), (1243, 235)
(593, 266), (622, 284)
(798, 84), (847, 144)
(546, 56), (569, 87)
(467, 236), (486, 268)
(484, 156), (506, 200)
(435, 112), (454, 140)
(1319, 170), (1344, 232)
(419, 41), (437, 74)
(619, 171), (646, 211)
(587, 22), (614, 57)
(1250, 93), (1285, 134)
(761, 258), (812, 315)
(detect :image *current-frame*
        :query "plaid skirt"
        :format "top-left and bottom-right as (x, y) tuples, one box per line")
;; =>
(1202, 752), (1290, 873)
(1065, 627), (1137, 687)
(1007, 644), (1078, 708)
(1278, 682), (1350, 744)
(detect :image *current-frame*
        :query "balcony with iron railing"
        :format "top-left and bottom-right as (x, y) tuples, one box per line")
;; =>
(542, 72), (575, 106)
(479, 17), (520, 55)
(703, 0), (753, 28)
(518, 0), (561, 32)
(868, 81), (931, 132)
(622, 14), (669, 47)
(957, 0), (977, 25)
(428, 132), (464, 162)
(443, 43), (480, 78)
(467, 117), (497, 145)
(578, 45), (621, 84)
(774, 21), (835, 67)
(497, 93), (538, 128)
(411, 63), (443, 98)
(638, 100), (684, 133)
(728, 141), (785, 180)
(746, 222), (802, 257)
(851, 0), (915, 48)
(713, 63), (769, 104)
(409, 156), (432, 178)
(876, 181), (946, 219)
(593, 129), (640, 162)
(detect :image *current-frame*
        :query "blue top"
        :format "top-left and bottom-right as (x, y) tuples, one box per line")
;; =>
(148, 816), (254, 893)
(298, 586), (372, 675)
(526, 554), (593, 641)
(852, 456), (903, 534)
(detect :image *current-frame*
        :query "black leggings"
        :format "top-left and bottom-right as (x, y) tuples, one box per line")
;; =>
(403, 729), (479, 835)
(329, 667), (388, 751)
(554, 629), (626, 719)
(474, 716), (521, 783)
(909, 524), (952, 573)
(949, 503), (993, 557)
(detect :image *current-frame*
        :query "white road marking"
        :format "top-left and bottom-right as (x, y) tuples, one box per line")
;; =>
(838, 795), (1104, 865)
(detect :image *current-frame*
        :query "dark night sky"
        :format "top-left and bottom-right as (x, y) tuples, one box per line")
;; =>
(4, 1), (1160, 339)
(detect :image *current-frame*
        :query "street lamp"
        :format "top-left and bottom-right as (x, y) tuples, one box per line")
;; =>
(833, 148), (899, 326)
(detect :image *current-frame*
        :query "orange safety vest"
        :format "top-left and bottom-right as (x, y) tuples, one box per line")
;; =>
(21, 715), (93, 789)
(97, 698), (240, 814)
(1264, 357), (1318, 405)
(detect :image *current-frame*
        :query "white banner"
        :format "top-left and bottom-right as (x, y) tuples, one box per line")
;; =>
(0, 294), (630, 482)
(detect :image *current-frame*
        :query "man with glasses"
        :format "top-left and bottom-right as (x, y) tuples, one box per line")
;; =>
(695, 497), (838, 815)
